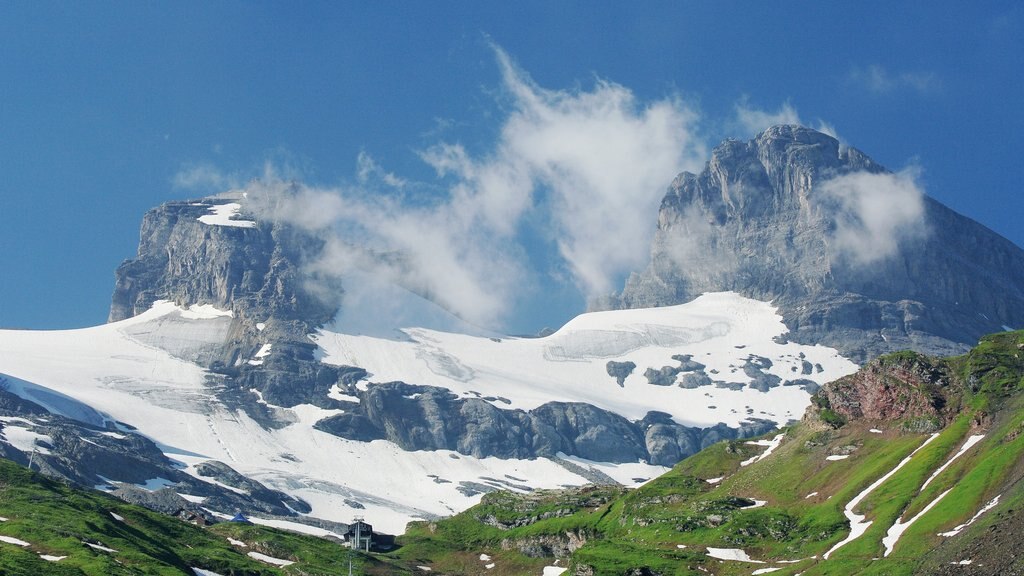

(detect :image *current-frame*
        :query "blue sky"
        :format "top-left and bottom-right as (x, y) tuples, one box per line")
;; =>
(1, 2), (1021, 333)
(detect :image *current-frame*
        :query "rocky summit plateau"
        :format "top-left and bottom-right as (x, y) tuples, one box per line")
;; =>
(1, 125), (1023, 575)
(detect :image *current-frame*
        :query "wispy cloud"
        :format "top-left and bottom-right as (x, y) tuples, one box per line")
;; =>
(817, 167), (930, 265)
(239, 45), (706, 330)
(355, 151), (407, 189)
(847, 65), (939, 95)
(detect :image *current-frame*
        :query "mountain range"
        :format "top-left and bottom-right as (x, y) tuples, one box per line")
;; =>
(1, 125), (1023, 574)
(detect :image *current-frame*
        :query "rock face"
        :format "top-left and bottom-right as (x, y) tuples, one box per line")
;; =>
(109, 195), (343, 410)
(313, 380), (776, 466)
(617, 125), (1024, 363)
(812, 351), (952, 429)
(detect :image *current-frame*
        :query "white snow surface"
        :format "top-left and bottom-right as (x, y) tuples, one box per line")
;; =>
(542, 568), (568, 576)
(706, 547), (763, 562)
(825, 455), (849, 461)
(314, 293), (856, 427)
(740, 434), (785, 467)
(0, 535), (30, 547)
(752, 569), (782, 575)
(247, 551), (294, 566)
(84, 541), (118, 553)
(41, 555), (68, 562)
(0, 293), (857, 534)
(192, 569), (227, 576)
(197, 202), (256, 228)
(0, 421), (53, 455)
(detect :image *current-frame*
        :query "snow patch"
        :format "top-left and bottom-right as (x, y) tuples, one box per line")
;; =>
(248, 343), (273, 366)
(84, 541), (118, 553)
(706, 547), (763, 563)
(805, 492), (818, 499)
(0, 535), (30, 547)
(869, 429), (883, 434)
(741, 434), (785, 467)
(752, 569), (782, 575)
(328, 384), (360, 404)
(197, 203), (256, 228)
(825, 455), (849, 461)
(247, 551), (294, 567)
(180, 303), (234, 320)
(706, 476), (724, 484)
(480, 553), (492, 561)
(542, 568), (568, 576)
(0, 424), (53, 455)
(192, 569), (227, 576)
(41, 555), (68, 562)
(227, 537), (247, 547)
(110, 512), (124, 522)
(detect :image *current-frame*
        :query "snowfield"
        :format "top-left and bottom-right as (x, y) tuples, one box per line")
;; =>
(0, 292), (856, 533)
(314, 292), (857, 428)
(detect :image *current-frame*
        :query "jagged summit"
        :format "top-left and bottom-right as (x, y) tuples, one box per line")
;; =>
(618, 125), (1024, 363)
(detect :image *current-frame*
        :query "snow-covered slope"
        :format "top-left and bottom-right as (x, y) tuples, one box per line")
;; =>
(314, 292), (857, 428)
(0, 293), (856, 533)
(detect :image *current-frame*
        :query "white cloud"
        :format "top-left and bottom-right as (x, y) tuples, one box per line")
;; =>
(239, 46), (706, 331)
(733, 98), (801, 137)
(817, 167), (929, 265)
(356, 151), (407, 188)
(848, 65), (938, 95)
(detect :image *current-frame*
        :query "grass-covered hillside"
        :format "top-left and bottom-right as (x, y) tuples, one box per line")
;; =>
(0, 457), (413, 576)
(393, 331), (1024, 575)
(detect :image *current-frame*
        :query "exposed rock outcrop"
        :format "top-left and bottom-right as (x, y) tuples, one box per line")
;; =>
(313, 380), (775, 465)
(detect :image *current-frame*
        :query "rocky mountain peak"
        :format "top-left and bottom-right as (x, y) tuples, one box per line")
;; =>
(620, 125), (1024, 363)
